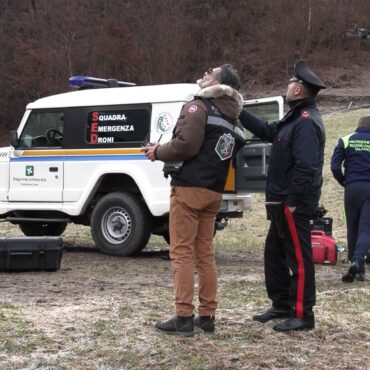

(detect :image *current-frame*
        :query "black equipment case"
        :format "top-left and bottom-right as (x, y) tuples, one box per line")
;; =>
(310, 206), (333, 236)
(0, 236), (63, 272)
(310, 217), (333, 235)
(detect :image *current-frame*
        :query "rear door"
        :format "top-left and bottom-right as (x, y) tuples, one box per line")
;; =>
(61, 104), (151, 202)
(235, 96), (284, 192)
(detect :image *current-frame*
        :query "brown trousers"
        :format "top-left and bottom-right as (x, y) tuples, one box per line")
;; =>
(169, 186), (222, 317)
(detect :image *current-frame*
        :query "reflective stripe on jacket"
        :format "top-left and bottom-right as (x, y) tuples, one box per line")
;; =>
(331, 127), (370, 186)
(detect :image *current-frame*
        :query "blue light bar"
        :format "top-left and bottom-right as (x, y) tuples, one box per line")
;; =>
(69, 76), (136, 89)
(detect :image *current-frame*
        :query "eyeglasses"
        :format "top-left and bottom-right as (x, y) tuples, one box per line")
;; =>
(206, 67), (214, 75)
(289, 77), (304, 84)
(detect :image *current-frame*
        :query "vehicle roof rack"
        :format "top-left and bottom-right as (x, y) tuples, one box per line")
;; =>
(69, 76), (136, 89)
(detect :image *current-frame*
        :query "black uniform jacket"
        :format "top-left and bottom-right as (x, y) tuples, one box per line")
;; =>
(239, 98), (325, 206)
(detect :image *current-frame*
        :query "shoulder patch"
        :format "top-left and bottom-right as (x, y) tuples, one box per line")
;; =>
(301, 110), (310, 119)
(215, 133), (235, 160)
(188, 104), (198, 113)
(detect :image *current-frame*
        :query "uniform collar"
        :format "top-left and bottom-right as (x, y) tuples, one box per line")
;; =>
(355, 127), (370, 133)
(287, 97), (316, 109)
(280, 97), (316, 124)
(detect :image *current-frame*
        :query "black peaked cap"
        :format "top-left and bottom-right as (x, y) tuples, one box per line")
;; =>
(294, 60), (327, 90)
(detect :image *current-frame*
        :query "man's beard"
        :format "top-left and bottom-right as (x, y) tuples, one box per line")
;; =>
(197, 78), (205, 88)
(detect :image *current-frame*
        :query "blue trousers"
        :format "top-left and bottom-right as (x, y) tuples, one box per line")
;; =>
(344, 181), (370, 268)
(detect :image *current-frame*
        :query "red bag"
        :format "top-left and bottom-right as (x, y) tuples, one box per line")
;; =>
(311, 230), (337, 265)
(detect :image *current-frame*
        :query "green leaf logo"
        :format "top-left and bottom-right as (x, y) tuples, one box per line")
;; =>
(25, 165), (34, 176)
(156, 113), (172, 134)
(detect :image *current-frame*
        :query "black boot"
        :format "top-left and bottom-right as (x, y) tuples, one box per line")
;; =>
(253, 307), (292, 323)
(155, 316), (194, 336)
(160, 250), (171, 260)
(273, 312), (315, 332)
(354, 272), (365, 281)
(194, 315), (215, 333)
(342, 261), (360, 283)
(355, 263), (365, 281)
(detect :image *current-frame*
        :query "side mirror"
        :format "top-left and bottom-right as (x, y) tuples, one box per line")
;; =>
(11, 131), (19, 147)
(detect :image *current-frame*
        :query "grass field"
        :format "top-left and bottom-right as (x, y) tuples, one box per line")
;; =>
(0, 108), (369, 369)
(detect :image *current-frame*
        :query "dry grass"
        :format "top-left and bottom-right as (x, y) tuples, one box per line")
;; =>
(0, 109), (369, 369)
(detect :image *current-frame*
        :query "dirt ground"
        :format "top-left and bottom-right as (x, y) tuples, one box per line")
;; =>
(0, 218), (369, 369)
(1, 76), (370, 369)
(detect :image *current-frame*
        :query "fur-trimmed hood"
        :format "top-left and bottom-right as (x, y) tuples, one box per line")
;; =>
(196, 84), (244, 120)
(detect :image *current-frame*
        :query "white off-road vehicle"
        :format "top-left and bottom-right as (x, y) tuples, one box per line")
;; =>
(0, 76), (283, 256)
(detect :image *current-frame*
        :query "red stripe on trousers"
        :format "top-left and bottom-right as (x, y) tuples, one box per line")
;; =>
(284, 206), (305, 319)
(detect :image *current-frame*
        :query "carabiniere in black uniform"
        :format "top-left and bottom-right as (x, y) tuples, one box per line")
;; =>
(239, 60), (326, 331)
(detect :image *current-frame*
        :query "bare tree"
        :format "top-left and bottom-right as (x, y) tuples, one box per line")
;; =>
(0, 0), (369, 143)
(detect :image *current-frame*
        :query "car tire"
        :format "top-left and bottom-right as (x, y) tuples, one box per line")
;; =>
(90, 192), (151, 256)
(19, 222), (67, 236)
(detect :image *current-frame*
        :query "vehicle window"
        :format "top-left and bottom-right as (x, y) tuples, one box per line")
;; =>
(243, 101), (281, 140)
(18, 111), (64, 149)
(246, 101), (280, 122)
(86, 109), (150, 145)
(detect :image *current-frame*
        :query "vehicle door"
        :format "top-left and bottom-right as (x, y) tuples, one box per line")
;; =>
(8, 110), (65, 202)
(235, 96), (284, 192)
(61, 105), (151, 203)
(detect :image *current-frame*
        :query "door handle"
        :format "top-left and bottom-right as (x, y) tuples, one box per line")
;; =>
(49, 167), (58, 172)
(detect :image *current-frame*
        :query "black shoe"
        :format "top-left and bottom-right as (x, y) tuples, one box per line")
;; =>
(253, 307), (292, 323)
(194, 315), (215, 333)
(160, 251), (171, 260)
(273, 313), (315, 332)
(155, 316), (194, 336)
(354, 272), (365, 281)
(342, 261), (360, 283)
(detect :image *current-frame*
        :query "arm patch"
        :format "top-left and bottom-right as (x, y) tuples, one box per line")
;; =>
(301, 110), (310, 118)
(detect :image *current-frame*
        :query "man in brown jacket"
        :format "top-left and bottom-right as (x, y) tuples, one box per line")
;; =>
(143, 64), (245, 336)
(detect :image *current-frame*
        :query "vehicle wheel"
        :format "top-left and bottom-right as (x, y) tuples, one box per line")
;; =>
(90, 192), (151, 256)
(19, 222), (67, 236)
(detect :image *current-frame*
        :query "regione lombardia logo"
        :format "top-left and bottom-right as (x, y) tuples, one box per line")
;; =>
(25, 165), (34, 176)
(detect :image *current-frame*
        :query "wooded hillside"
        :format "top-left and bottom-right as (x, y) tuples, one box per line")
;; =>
(0, 0), (370, 135)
